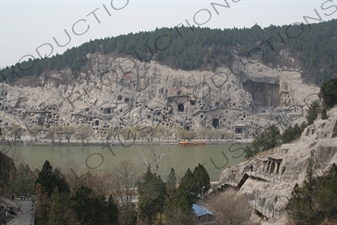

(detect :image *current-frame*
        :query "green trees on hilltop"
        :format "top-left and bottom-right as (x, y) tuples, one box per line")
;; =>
(1, 20), (336, 85)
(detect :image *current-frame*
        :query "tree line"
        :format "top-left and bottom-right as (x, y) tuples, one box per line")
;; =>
(1, 20), (336, 85)
(0, 156), (211, 225)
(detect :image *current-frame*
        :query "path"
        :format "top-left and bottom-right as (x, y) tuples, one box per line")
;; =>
(9, 199), (34, 225)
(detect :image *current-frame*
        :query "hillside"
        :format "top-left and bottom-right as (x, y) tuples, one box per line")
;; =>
(0, 53), (320, 141)
(0, 20), (335, 141)
(1, 20), (336, 85)
(217, 106), (337, 224)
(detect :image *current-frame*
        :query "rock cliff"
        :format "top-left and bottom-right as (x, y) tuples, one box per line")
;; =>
(0, 53), (320, 140)
(218, 106), (337, 223)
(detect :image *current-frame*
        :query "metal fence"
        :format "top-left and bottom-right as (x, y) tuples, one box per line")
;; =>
(246, 193), (285, 219)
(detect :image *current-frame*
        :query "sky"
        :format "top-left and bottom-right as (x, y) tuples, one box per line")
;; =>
(0, 0), (336, 68)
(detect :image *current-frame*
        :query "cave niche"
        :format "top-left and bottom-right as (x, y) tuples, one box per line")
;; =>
(242, 79), (280, 107)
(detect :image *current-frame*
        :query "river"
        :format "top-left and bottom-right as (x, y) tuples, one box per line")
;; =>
(4, 143), (248, 182)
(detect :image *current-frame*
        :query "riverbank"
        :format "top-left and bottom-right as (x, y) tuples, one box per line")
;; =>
(18, 138), (253, 146)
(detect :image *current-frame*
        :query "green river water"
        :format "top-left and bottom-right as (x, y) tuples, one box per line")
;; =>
(3, 143), (248, 182)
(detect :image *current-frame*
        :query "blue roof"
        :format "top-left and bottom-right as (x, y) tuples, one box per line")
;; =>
(192, 204), (213, 217)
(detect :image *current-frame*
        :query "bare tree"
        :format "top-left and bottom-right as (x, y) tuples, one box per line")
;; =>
(153, 125), (171, 142)
(134, 143), (177, 175)
(105, 128), (117, 143)
(201, 189), (252, 225)
(76, 125), (93, 144)
(10, 123), (23, 143)
(107, 159), (141, 207)
(48, 126), (57, 145)
(63, 167), (90, 194)
(170, 210), (198, 225)
(29, 125), (43, 142)
(60, 160), (111, 195)
(55, 126), (64, 145)
(178, 129), (195, 140)
(136, 126), (153, 142)
(64, 126), (76, 143)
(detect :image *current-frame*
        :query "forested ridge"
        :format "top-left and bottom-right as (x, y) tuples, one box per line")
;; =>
(1, 19), (336, 85)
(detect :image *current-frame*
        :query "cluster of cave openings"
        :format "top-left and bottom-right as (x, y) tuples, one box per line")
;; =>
(262, 158), (282, 174)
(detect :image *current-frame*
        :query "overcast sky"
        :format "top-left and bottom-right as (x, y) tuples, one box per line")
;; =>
(1, 0), (336, 68)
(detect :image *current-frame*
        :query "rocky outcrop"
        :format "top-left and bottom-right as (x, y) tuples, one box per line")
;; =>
(0, 53), (319, 140)
(218, 107), (337, 223)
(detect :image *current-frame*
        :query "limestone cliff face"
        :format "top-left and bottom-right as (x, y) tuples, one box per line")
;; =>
(218, 107), (337, 221)
(0, 53), (319, 139)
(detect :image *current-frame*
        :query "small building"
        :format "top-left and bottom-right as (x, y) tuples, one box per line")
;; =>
(192, 204), (216, 224)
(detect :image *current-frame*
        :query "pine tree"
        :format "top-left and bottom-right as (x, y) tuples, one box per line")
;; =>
(166, 168), (177, 191)
(47, 187), (65, 225)
(319, 78), (337, 109)
(36, 160), (54, 197)
(306, 101), (320, 125)
(164, 168), (178, 224)
(138, 165), (166, 225)
(286, 151), (316, 225)
(192, 164), (210, 198)
(321, 107), (328, 119)
(177, 168), (198, 211)
(13, 163), (35, 196)
(316, 164), (337, 216)
(35, 161), (70, 198)
(35, 183), (51, 224)
(107, 195), (119, 225)
(71, 185), (93, 224)
(244, 145), (254, 159)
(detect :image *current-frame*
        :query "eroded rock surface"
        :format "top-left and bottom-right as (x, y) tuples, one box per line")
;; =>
(0, 53), (320, 140)
(218, 107), (337, 223)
